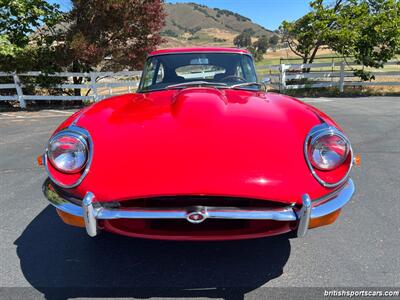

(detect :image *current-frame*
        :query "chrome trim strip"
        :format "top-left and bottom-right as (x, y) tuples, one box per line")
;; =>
(97, 207), (189, 220)
(304, 123), (354, 188)
(71, 112), (83, 126)
(44, 126), (94, 189)
(43, 178), (355, 238)
(296, 194), (311, 237)
(147, 51), (252, 58)
(96, 206), (298, 221)
(311, 179), (355, 219)
(205, 206), (297, 221)
(311, 182), (347, 205)
(42, 181), (84, 217)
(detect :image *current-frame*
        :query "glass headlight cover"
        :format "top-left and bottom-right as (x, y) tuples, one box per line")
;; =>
(308, 133), (350, 171)
(48, 132), (88, 173)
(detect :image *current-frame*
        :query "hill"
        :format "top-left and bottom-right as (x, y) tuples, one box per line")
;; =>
(161, 3), (276, 47)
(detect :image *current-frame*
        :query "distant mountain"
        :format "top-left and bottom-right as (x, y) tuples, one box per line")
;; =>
(161, 2), (276, 47)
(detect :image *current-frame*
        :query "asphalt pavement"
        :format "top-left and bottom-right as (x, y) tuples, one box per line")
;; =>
(0, 97), (399, 300)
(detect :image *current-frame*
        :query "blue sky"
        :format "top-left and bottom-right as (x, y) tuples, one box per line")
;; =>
(168, 0), (311, 30)
(49, 0), (311, 30)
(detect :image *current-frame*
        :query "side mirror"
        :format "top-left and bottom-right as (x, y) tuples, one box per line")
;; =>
(260, 77), (271, 92)
(261, 77), (271, 85)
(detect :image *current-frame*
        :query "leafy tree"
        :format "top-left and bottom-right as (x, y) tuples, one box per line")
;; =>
(0, 0), (64, 104)
(253, 35), (269, 53)
(269, 35), (280, 47)
(0, 0), (62, 72)
(329, 0), (400, 71)
(0, 0), (166, 99)
(233, 31), (252, 48)
(243, 28), (256, 36)
(280, 0), (400, 77)
(279, 0), (341, 65)
(188, 26), (201, 35)
(251, 35), (269, 61)
(56, 0), (166, 95)
(162, 29), (179, 38)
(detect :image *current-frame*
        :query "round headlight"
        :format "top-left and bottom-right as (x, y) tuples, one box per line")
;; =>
(309, 133), (350, 170)
(48, 133), (88, 173)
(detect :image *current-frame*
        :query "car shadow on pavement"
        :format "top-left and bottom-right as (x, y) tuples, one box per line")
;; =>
(15, 206), (292, 300)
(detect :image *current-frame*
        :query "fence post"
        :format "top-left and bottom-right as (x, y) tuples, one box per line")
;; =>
(13, 73), (26, 109)
(280, 64), (286, 92)
(90, 73), (99, 102)
(339, 61), (345, 93)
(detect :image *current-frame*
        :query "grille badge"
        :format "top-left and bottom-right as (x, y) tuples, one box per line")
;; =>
(186, 206), (208, 224)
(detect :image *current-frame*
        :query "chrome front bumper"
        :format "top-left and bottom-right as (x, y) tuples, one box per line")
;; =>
(43, 179), (355, 238)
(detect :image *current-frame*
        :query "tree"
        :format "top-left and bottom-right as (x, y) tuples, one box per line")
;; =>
(251, 35), (269, 61)
(0, 0), (64, 104)
(269, 35), (280, 47)
(233, 31), (252, 48)
(56, 0), (166, 95)
(280, 0), (400, 76)
(254, 35), (269, 53)
(329, 0), (400, 71)
(243, 28), (256, 36)
(234, 31), (267, 60)
(0, 0), (62, 72)
(279, 0), (341, 65)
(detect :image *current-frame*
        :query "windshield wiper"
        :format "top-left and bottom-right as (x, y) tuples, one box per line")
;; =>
(229, 82), (262, 90)
(166, 81), (228, 89)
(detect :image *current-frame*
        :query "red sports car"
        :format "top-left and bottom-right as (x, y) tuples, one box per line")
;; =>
(42, 47), (355, 240)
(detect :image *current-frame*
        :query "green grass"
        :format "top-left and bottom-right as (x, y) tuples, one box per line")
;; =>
(256, 57), (281, 66)
(256, 54), (348, 66)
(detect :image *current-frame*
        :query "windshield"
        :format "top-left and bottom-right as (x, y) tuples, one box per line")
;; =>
(138, 53), (258, 92)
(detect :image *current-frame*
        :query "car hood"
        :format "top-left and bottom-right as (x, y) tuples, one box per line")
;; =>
(66, 88), (336, 204)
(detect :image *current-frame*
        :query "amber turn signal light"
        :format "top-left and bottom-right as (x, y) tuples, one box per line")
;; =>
(309, 209), (342, 229)
(354, 154), (361, 166)
(56, 209), (85, 228)
(37, 155), (43, 166)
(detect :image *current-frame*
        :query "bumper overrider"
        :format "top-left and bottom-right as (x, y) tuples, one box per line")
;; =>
(43, 178), (355, 239)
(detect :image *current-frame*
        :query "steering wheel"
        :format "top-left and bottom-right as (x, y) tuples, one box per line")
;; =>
(220, 75), (246, 83)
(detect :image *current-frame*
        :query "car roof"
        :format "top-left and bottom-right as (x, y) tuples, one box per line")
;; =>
(149, 47), (251, 56)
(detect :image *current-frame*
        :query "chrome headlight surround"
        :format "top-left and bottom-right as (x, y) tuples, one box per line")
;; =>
(47, 132), (88, 174)
(45, 126), (93, 188)
(304, 123), (353, 188)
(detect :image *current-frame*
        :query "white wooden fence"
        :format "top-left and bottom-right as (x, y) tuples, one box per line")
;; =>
(0, 71), (141, 108)
(257, 60), (400, 92)
(1, 61), (400, 108)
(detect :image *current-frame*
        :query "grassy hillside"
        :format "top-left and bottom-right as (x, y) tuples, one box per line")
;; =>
(161, 2), (276, 48)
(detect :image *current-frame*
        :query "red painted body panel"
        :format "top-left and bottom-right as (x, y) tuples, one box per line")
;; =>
(149, 47), (250, 56)
(50, 89), (344, 205)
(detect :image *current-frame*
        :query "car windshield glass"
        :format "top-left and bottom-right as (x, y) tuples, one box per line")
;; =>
(138, 53), (258, 92)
